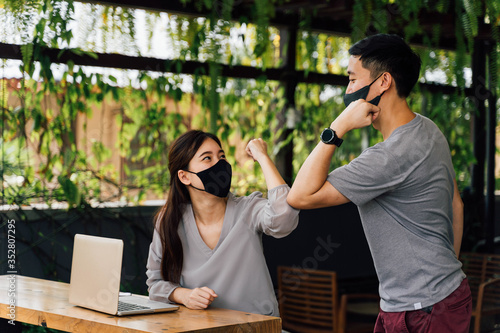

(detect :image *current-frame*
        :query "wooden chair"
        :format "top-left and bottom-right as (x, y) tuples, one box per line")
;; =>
(278, 266), (338, 332)
(459, 252), (500, 333)
(337, 293), (379, 333)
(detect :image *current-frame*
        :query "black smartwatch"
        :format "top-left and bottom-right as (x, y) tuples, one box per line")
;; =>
(320, 128), (343, 147)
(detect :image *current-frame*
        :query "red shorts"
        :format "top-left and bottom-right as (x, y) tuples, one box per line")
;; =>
(374, 278), (472, 333)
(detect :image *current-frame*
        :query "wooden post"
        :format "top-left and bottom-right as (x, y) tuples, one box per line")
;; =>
(275, 24), (298, 186)
(470, 37), (487, 238)
(484, 38), (496, 253)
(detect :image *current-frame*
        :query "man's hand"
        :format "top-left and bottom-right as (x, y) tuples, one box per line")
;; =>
(332, 99), (381, 136)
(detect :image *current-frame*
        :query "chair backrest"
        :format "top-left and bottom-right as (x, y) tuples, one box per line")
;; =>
(459, 252), (500, 307)
(278, 266), (338, 333)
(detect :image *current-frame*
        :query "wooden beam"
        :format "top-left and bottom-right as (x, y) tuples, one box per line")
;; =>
(0, 42), (348, 85)
(0, 42), (473, 96)
(77, 0), (463, 50)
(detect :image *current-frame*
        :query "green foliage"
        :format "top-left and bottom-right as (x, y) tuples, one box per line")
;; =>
(0, 0), (498, 209)
(351, 0), (372, 42)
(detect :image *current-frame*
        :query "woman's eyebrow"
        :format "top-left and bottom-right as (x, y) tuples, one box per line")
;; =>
(198, 149), (225, 158)
(198, 151), (213, 158)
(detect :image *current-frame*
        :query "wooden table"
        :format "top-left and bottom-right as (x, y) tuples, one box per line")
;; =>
(0, 275), (281, 332)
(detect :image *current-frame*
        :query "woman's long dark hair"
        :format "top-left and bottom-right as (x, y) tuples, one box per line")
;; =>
(155, 130), (222, 284)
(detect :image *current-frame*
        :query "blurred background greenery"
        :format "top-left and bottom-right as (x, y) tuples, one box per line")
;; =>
(1, 0), (497, 209)
(1, 1), (499, 331)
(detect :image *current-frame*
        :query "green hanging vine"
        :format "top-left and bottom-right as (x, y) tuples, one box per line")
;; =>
(0, 1), (498, 293)
(0, 0), (498, 208)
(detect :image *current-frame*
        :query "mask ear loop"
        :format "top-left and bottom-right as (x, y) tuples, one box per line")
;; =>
(182, 169), (206, 192)
(368, 72), (385, 87)
(367, 73), (386, 105)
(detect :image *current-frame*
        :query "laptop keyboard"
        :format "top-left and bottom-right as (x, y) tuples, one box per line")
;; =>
(118, 300), (151, 312)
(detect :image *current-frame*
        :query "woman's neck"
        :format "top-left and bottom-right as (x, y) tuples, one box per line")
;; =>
(190, 194), (227, 226)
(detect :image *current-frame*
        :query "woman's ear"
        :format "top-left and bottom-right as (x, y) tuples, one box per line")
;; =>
(178, 170), (191, 186)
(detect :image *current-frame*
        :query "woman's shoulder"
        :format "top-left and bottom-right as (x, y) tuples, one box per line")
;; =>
(230, 191), (264, 205)
(230, 184), (290, 204)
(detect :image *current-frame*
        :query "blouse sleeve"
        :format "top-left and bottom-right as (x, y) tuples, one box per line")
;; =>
(146, 228), (180, 303)
(251, 184), (300, 238)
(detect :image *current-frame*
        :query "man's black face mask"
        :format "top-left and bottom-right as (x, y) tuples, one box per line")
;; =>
(343, 73), (385, 108)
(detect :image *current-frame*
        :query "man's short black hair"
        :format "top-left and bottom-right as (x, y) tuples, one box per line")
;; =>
(349, 34), (421, 98)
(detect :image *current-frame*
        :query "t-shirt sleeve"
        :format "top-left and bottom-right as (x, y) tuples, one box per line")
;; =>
(327, 146), (404, 206)
(146, 228), (180, 303)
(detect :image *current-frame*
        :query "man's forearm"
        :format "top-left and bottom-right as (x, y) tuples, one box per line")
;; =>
(287, 100), (377, 209)
(287, 141), (337, 206)
(452, 180), (464, 257)
(453, 218), (463, 257)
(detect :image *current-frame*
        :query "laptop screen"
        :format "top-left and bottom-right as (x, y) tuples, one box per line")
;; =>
(69, 234), (123, 315)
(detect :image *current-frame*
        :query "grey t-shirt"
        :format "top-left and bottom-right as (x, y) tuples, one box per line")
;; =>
(146, 184), (299, 316)
(328, 113), (465, 312)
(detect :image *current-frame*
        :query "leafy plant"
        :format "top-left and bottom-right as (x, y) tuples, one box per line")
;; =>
(0, 0), (498, 209)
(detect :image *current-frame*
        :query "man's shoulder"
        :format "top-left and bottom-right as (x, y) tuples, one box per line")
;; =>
(414, 113), (444, 135)
(384, 113), (442, 146)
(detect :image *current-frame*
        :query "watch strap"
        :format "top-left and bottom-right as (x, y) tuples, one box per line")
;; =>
(331, 135), (343, 147)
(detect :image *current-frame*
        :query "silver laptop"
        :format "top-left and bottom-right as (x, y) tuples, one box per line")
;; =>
(69, 234), (179, 316)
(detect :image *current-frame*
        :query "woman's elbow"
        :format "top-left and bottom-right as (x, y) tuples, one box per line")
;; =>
(269, 214), (299, 238)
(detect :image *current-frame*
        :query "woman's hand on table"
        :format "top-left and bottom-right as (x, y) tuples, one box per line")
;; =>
(172, 287), (218, 310)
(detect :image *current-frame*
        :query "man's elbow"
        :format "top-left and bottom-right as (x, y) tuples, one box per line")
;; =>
(286, 191), (302, 209)
(286, 192), (300, 209)
(287, 191), (312, 210)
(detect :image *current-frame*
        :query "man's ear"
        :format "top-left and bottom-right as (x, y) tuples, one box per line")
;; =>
(381, 72), (392, 91)
(178, 170), (191, 186)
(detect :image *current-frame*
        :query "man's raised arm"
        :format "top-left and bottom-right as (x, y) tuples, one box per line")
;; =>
(287, 100), (379, 209)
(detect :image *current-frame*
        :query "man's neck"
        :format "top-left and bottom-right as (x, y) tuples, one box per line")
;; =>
(377, 98), (415, 140)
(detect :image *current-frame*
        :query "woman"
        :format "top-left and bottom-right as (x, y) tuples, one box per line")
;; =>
(146, 130), (299, 316)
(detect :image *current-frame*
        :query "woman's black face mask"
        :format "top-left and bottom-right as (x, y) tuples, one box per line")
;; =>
(343, 73), (385, 108)
(184, 159), (232, 198)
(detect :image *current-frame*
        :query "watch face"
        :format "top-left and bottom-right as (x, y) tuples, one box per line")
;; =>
(322, 128), (334, 142)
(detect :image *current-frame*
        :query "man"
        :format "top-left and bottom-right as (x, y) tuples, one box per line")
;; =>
(287, 34), (471, 332)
